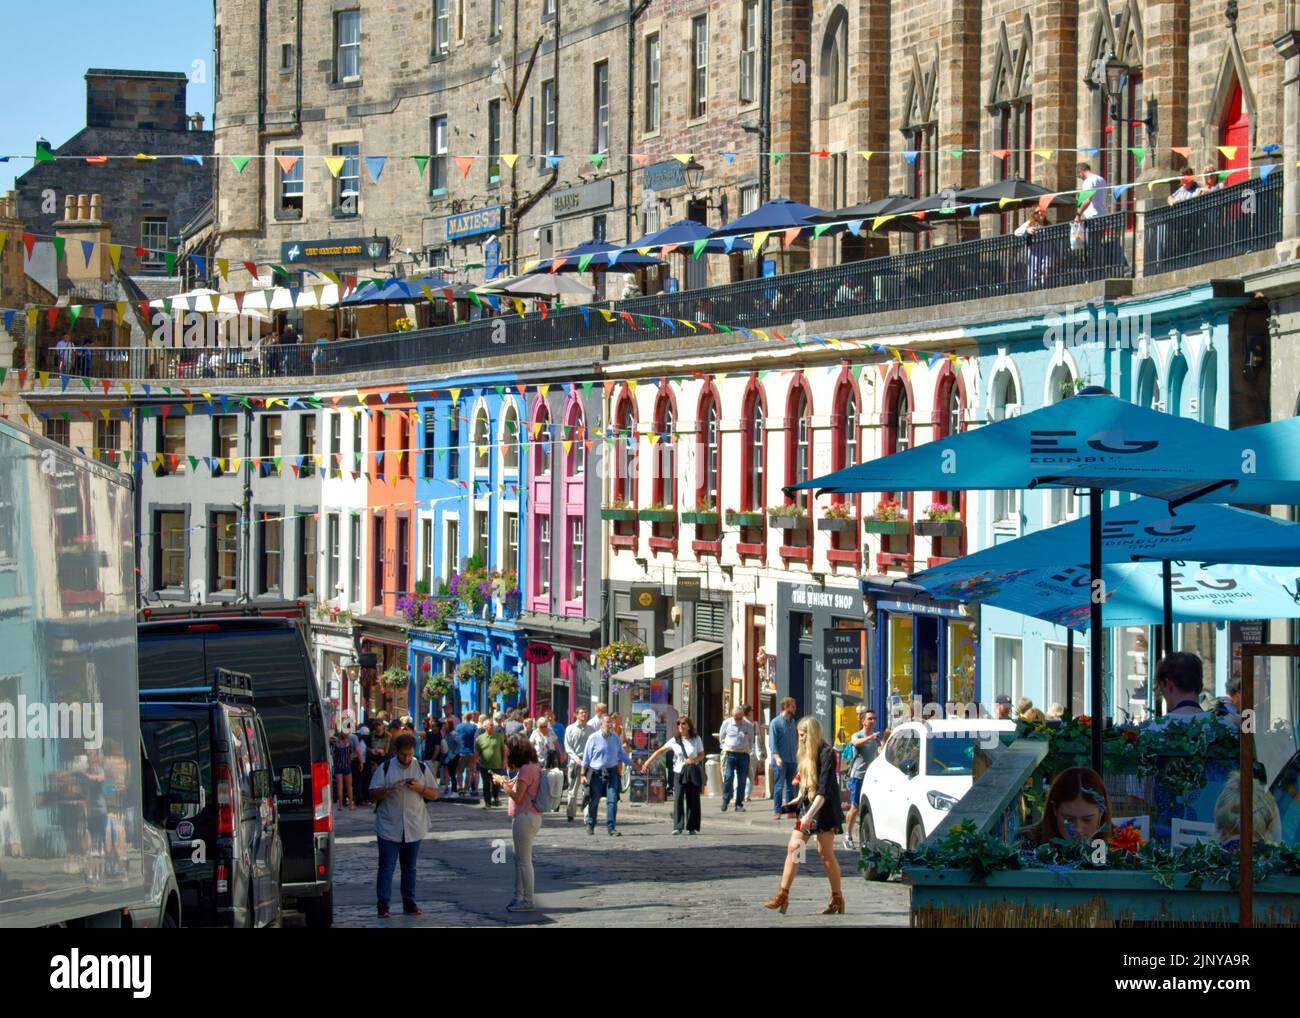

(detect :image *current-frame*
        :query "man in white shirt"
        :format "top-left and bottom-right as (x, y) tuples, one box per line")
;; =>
(564, 707), (593, 821)
(586, 702), (609, 730)
(718, 704), (755, 812)
(1075, 162), (1109, 219)
(369, 733), (439, 917)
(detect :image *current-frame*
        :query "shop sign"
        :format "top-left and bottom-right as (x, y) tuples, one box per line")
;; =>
(524, 643), (553, 665)
(676, 577), (701, 602)
(630, 584), (660, 611)
(447, 205), (503, 241)
(552, 178), (614, 218)
(281, 236), (388, 263)
(642, 160), (686, 192)
(791, 585), (858, 612)
(824, 629), (864, 671)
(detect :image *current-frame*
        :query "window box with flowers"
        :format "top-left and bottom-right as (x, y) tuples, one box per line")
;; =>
(601, 499), (638, 522)
(816, 503), (856, 532)
(638, 504), (677, 524)
(767, 503), (810, 532)
(726, 509), (766, 528)
(681, 499), (721, 527)
(597, 640), (647, 677)
(864, 499), (911, 535)
(914, 502), (963, 538)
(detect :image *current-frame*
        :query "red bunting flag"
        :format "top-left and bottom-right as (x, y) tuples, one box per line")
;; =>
(990, 149), (1011, 160)
(243, 261), (259, 280)
(46, 308), (59, 328)
(22, 233), (36, 258)
(135, 246), (147, 259)
(454, 156), (474, 178)
(85, 155), (108, 164)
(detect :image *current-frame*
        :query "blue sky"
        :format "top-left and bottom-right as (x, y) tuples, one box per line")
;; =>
(0, 1), (214, 192)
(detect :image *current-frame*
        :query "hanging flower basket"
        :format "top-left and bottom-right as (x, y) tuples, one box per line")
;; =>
(488, 670), (520, 698)
(424, 673), (453, 699)
(456, 657), (486, 682)
(378, 667), (409, 691)
(597, 640), (647, 677)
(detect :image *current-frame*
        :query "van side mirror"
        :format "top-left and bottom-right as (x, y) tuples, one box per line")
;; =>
(278, 766), (303, 797)
(170, 759), (202, 804)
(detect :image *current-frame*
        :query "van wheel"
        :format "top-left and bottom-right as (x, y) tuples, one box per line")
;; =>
(303, 889), (334, 929)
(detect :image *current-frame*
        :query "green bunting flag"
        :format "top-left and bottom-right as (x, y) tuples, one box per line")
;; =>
(1077, 188), (1096, 207)
(412, 155), (430, 175)
(772, 152), (785, 164)
(578, 254), (594, 272)
(692, 238), (708, 259)
(165, 251), (177, 275)
(1129, 147), (1147, 167)
(589, 154), (605, 169)
(35, 144), (55, 163)
(51, 236), (65, 263)
(230, 156), (251, 173)
(812, 223), (833, 239)
(494, 385), (505, 396)
(581, 380), (593, 398)
(468, 291), (483, 309)
(68, 305), (82, 326)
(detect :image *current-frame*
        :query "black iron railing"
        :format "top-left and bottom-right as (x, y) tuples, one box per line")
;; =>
(40, 210), (1134, 382)
(1144, 174), (1282, 275)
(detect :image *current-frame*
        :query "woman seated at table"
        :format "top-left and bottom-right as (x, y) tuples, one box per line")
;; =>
(1213, 771), (1281, 850)
(1018, 767), (1111, 847)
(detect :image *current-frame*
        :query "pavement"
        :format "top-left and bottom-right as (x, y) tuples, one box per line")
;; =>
(318, 788), (911, 928)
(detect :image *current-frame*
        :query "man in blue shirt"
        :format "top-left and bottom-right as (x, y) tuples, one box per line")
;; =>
(455, 715), (481, 798)
(581, 715), (632, 836)
(767, 696), (799, 818)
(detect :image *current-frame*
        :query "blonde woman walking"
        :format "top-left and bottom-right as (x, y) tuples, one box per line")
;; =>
(765, 716), (845, 916)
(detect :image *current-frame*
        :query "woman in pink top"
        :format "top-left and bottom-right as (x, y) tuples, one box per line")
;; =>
(494, 733), (543, 912)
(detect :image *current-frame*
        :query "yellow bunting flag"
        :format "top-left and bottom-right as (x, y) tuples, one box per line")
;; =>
(678, 319), (696, 332)
(903, 360), (915, 378)
(648, 433), (660, 445)
(107, 244), (122, 271)
(449, 387), (461, 403)
(324, 156), (346, 177)
(872, 215), (895, 230)
(857, 150), (873, 162)
(26, 309), (38, 333)
(231, 457), (241, 473)
(636, 248), (651, 257)
(563, 440), (573, 456)
(533, 421), (544, 439)
(1033, 149), (1055, 161)
(502, 153), (519, 169)
(598, 309), (615, 323)
(38, 371), (49, 387)
(752, 231), (769, 252)
(672, 153), (692, 164)
(538, 383), (551, 399)
(512, 298), (525, 317)
(1218, 146), (1238, 161)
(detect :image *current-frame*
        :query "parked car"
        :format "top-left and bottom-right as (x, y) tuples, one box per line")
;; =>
(137, 616), (333, 926)
(125, 740), (183, 928)
(140, 669), (283, 927)
(858, 719), (1016, 878)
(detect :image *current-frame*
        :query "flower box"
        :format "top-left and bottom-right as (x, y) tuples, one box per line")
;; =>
(914, 519), (963, 538)
(726, 510), (766, 527)
(864, 519), (911, 536)
(681, 510), (721, 526)
(601, 507), (638, 522)
(638, 508), (677, 524)
(817, 517), (857, 532)
(769, 515), (810, 532)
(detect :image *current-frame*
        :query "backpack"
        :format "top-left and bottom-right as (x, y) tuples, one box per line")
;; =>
(524, 765), (560, 813)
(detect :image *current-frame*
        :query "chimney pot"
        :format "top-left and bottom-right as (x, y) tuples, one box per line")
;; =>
(63, 194), (75, 220)
(77, 194), (90, 220)
(90, 194), (102, 220)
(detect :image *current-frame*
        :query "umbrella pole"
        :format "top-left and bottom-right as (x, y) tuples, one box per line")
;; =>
(1066, 629), (1075, 718)
(1089, 488), (1104, 774)
(1161, 558), (1174, 657)
(1240, 651), (1255, 929)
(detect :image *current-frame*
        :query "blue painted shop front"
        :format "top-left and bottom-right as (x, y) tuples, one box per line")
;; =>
(407, 628), (457, 719)
(450, 616), (528, 714)
(865, 583), (980, 724)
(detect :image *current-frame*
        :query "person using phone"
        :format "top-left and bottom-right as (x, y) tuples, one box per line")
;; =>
(369, 734), (439, 918)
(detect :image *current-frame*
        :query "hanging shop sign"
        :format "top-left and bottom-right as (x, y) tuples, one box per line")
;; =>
(630, 584), (660, 611)
(642, 160), (686, 192)
(824, 628), (865, 671)
(524, 642), (554, 665)
(552, 178), (614, 218)
(676, 577), (701, 602)
(447, 206), (504, 241)
(281, 236), (389, 264)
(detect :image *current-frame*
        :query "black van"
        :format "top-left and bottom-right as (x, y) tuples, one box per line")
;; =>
(140, 669), (283, 927)
(138, 617), (335, 926)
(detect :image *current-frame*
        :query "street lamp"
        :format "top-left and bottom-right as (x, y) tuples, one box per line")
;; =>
(681, 158), (728, 221)
(1102, 53), (1128, 121)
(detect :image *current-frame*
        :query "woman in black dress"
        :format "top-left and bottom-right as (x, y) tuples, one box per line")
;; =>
(765, 716), (845, 915)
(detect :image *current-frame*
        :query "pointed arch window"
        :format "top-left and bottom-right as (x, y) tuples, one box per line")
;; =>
(501, 402), (519, 472)
(902, 55), (938, 248)
(697, 388), (720, 510)
(1087, 1), (1144, 215)
(566, 400), (586, 476)
(614, 390), (637, 505)
(783, 381), (813, 551)
(534, 402), (552, 476)
(741, 381), (766, 514)
(990, 370), (1020, 525)
(653, 393), (676, 509)
(990, 19), (1033, 231)
(473, 405), (490, 473)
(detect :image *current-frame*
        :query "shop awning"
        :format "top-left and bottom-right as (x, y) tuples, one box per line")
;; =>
(518, 612), (600, 649)
(612, 640), (722, 684)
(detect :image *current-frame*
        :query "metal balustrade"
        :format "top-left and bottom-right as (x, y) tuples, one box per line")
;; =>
(32, 210), (1138, 383)
(1144, 174), (1282, 276)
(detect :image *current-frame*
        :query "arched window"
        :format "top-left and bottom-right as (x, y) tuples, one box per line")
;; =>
(933, 366), (966, 533)
(653, 392), (676, 508)
(473, 405), (490, 472)
(990, 370), (1020, 525)
(820, 7), (848, 106)
(614, 389), (637, 504)
(447, 399), (460, 478)
(566, 400), (585, 476)
(784, 380), (813, 551)
(398, 412), (410, 478)
(1045, 362), (1076, 524)
(1136, 359), (1160, 410)
(501, 402), (519, 472)
(533, 401), (551, 476)
(1199, 351), (1218, 425)
(741, 379), (766, 514)
(1167, 354), (1188, 417)
(697, 387), (720, 509)
(832, 378), (858, 472)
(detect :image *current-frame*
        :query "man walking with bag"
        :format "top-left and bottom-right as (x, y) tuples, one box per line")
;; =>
(718, 704), (755, 812)
(564, 707), (592, 822)
(768, 697), (798, 820)
(369, 734), (439, 918)
(582, 714), (631, 836)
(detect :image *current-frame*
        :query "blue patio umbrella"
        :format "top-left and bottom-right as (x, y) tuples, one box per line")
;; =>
(549, 239), (662, 272)
(626, 218), (753, 254)
(790, 388), (1300, 777)
(710, 198), (829, 238)
(341, 275), (451, 305)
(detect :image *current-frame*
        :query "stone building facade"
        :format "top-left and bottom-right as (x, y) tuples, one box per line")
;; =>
(15, 70), (213, 274)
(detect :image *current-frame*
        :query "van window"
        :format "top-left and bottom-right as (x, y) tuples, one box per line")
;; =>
(202, 629), (316, 762)
(138, 635), (208, 688)
(227, 709), (254, 803)
(140, 717), (204, 823)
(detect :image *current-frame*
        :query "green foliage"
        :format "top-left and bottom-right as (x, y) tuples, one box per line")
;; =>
(413, 579), (430, 596)
(456, 657), (486, 681)
(488, 670), (520, 697)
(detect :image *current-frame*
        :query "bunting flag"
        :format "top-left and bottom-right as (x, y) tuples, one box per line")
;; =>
(412, 155), (430, 176)
(324, 156), (346, 177)
(366, 155), (387, 182)
(454, 156), (474, 178)
(502, 153), (520, 169)
(230, 155), (251, 173)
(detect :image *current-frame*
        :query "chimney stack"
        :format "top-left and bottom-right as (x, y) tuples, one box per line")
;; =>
(189, 112), (205, 131)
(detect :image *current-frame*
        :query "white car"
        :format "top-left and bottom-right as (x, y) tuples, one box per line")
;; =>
(857, 719), (1015, 877)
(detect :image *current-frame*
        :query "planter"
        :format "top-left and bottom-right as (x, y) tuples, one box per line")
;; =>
(681, 511), (721, 526)
(638, 509), (678, 524)
(864, 518), (911, 536)
(725, 510), (766, 527)
(817, 517), (856, 532)
(914, 519), (963, 538)
(769, 515), (810, 531)
(601, 507), (638, 522)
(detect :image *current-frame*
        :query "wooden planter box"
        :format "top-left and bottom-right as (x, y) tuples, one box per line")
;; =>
(768, 515), (810, 531)
(817, 517), (856, 532)
(601, 507), (638, 522)
(638, 509), (677, 524)
(726, 510), (766, 527)
(904, 868), (1300, 927)
(681, 511), (721, 526)
(864, 518), (911, 536)
(914, 519), (963, 537)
